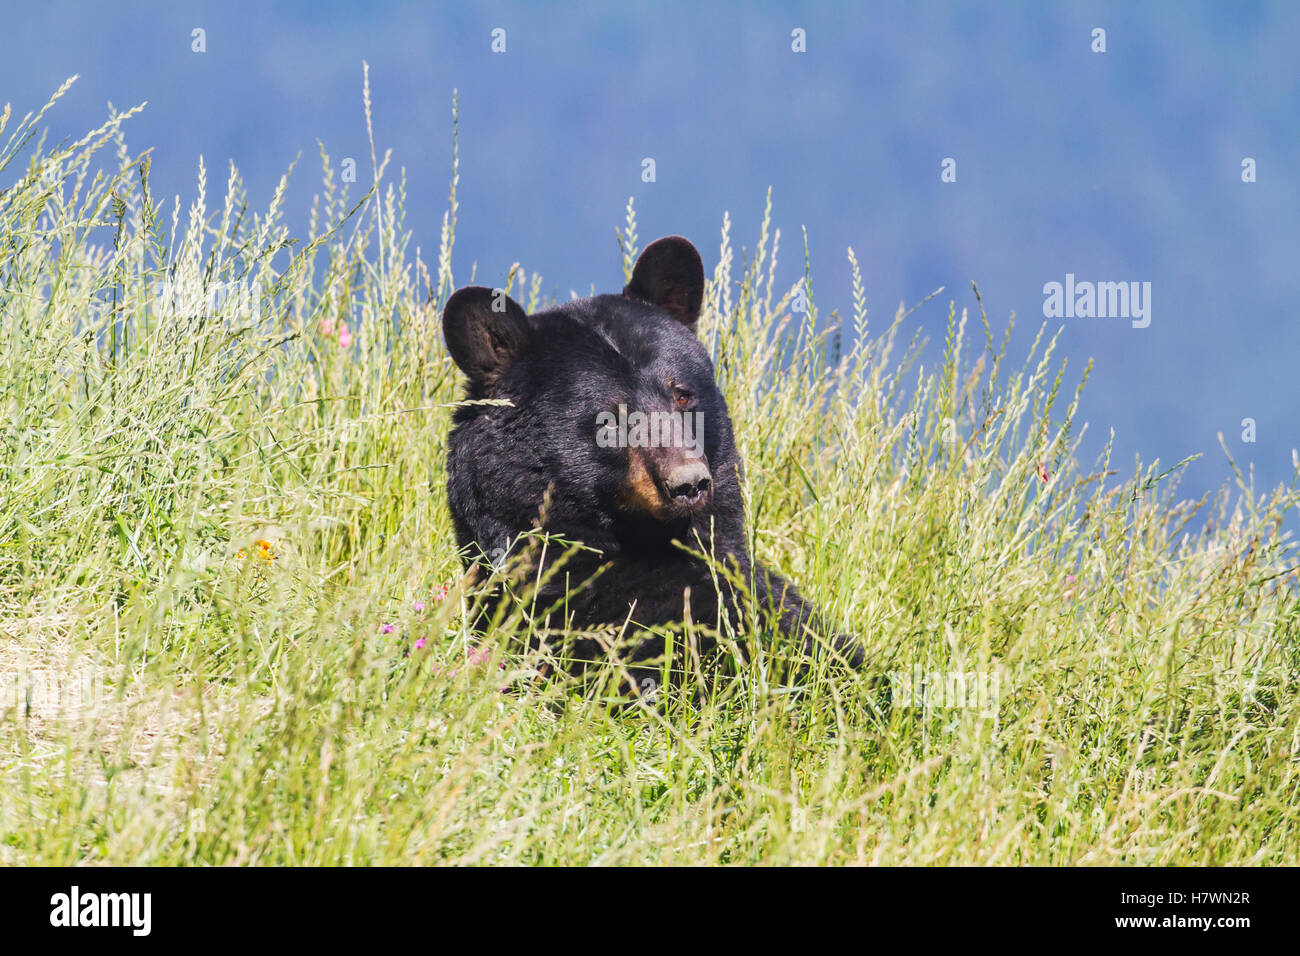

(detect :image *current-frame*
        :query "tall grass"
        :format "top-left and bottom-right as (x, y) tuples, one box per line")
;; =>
(2, 77), (1298, 865)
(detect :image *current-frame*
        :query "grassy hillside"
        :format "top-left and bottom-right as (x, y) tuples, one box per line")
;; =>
(2, 79), (1298, 865)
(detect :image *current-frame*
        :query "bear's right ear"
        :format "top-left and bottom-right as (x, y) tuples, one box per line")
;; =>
(442, 286), (529, 386)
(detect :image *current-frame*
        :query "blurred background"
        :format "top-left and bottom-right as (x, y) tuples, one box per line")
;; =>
(5, 0), (1297, 512)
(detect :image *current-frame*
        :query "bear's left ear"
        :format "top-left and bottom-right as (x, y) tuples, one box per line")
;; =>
(623, 236), (705, 328)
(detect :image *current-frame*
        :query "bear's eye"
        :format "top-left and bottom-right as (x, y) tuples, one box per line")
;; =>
(672, 385), (694, 409)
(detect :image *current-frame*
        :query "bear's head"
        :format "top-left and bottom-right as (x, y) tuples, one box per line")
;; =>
(442, 237), (742, 553)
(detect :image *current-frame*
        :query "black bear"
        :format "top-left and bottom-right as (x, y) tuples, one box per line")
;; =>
(442, 236), (863, 679)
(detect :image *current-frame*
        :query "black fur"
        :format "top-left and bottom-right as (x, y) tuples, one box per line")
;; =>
(442, 236), (863, 676)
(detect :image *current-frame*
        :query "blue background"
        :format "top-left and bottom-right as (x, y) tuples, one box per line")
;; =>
(5, 1), (1297, 511)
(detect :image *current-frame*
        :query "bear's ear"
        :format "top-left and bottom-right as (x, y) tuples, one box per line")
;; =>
(623, 236), (705, 328)
(442, 286), (529, 385)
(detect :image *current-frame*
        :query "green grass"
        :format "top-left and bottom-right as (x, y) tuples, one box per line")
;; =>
(3, 77), (1299, 866)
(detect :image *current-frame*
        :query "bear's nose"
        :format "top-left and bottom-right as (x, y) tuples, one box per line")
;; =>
(665, 461), (711, 502)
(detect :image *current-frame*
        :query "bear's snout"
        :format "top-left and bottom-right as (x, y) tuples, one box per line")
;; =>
(662, 460), (711, 507)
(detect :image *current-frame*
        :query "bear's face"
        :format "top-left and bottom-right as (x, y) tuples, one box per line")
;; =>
(444, 237), (738, 537)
